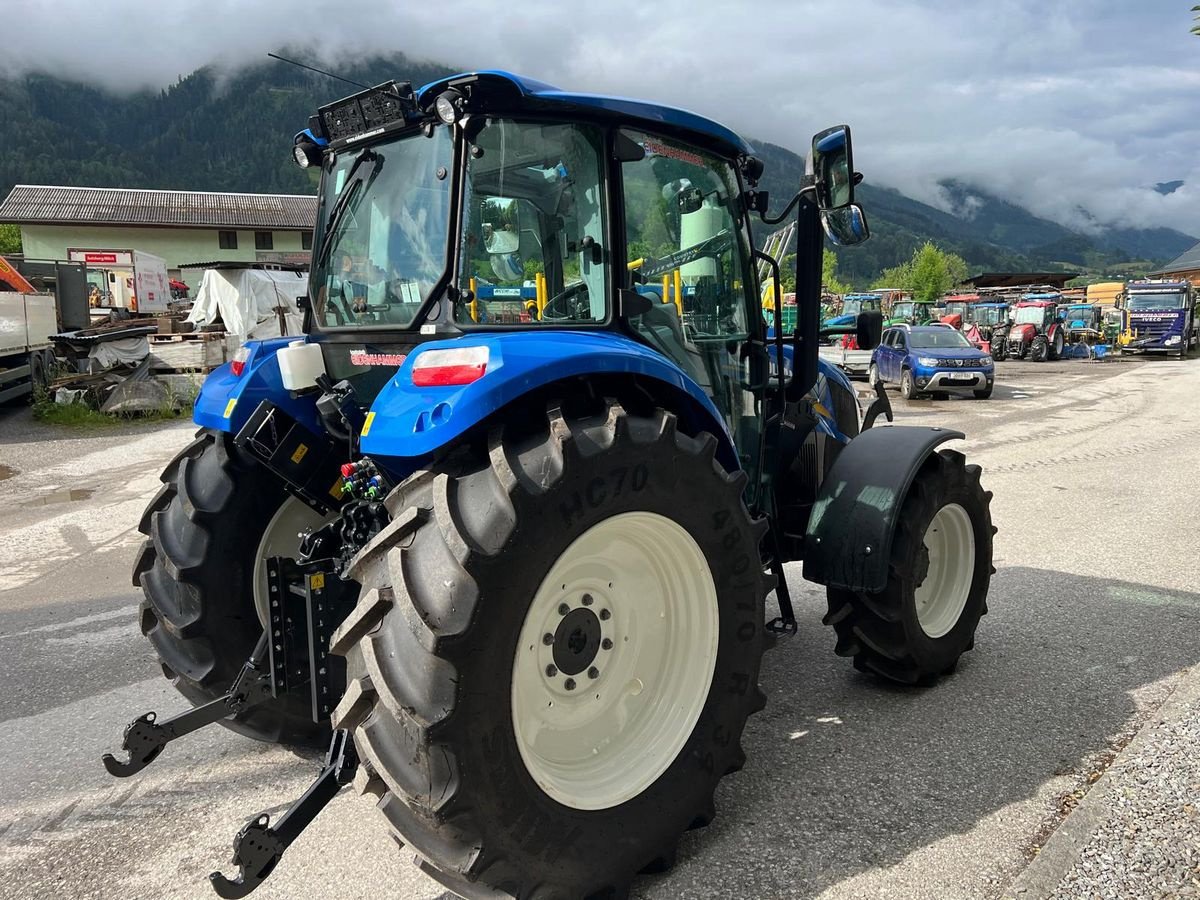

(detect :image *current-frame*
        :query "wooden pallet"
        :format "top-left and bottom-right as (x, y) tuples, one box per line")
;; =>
(149, 332), (226, 371)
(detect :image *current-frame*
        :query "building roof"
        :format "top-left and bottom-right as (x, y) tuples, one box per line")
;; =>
(0, 185), (317, 230)
(965, 272), (1079, 289)
(1151, 241), (1200, 276)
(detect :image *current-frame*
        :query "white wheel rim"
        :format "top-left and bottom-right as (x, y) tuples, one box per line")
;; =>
(253, 496), (331, 626)
(914, 503), (975, 638)
(511, 511), (719, 811)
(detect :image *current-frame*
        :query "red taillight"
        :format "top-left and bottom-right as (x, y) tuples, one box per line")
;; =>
(230, 347), (251, 377)
(411, 346), (489, 387)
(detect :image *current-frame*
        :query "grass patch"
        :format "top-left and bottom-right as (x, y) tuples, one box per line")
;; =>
(32, 399), (121, 428)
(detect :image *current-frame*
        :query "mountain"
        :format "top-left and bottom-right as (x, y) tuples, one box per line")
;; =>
(1, 56), (1192, 286)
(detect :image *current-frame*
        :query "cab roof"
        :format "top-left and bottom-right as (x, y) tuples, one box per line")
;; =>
(417, 71), (756, 158)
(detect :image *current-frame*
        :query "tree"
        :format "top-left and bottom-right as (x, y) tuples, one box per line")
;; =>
(0, 224), (19, 255)
(822, 247), (850, 294)
(870, 242), (968, 301)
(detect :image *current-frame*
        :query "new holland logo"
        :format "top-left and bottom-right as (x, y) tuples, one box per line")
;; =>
(350, 350), (408, 367)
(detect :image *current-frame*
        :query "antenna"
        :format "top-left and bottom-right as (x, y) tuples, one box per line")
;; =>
(268, 52), (370, 90)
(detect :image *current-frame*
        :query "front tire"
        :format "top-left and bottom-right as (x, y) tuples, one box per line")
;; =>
(900, 368), (918, 399)
(132, 429), (329, 746)
(332, 401), (772, 898)
(1030, 335), (1049, 362)
(824, 449), (993, 684)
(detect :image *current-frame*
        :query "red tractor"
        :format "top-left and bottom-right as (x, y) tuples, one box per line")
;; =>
(991, 299), (1065, 362)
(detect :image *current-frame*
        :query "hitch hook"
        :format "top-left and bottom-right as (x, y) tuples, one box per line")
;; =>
(209, 730), (358, 897)
(101, 634), (272, 778)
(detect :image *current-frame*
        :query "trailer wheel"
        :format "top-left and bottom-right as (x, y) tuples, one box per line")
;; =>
(28, 351), (49, 400)
(333, 401), (771, 898)
(132, 429), (329, 746)
(824, 449), (993, 684)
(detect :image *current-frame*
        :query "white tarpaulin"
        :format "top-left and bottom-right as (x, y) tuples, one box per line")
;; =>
(88, 336), (150, 368)
(187, 269), (308, 342)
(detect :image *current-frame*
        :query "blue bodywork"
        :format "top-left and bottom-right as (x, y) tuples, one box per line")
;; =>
(417, 71), (755, 156)
(194, 338), (324, 436)
(197, 332), (746, 478)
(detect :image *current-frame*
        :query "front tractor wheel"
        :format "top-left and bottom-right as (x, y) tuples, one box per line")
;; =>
(824, 449), (993, 684)
(332, 402), (772, 898)
(1030, 335), (1049, 362)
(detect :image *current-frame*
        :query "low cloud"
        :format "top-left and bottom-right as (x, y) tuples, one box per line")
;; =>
(4, 0), (1198, 237)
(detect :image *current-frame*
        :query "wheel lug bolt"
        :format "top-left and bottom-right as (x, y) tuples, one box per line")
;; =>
(546, 665), (558, 677)
(564, 678), (576, 691)
(599, 609), (611, 621)
(558, 603), (570, 616)
(602, 638), (613, 650)
(588, 667), (599, 679)
(542, 633), (554, 645)
(582, 593), (593, 606)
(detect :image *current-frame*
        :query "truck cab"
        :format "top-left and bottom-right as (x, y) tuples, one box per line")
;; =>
(1119, 279), (1196, 356)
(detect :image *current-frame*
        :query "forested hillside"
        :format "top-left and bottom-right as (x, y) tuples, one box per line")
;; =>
(1, 54), (1192, 285)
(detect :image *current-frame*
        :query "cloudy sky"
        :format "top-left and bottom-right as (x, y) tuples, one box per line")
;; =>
(5, 0), (1199, 235)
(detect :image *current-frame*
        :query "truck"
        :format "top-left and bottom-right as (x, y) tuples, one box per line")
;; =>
(819, 292), (883, 375)
(103, 71), (994, 899)
(0, 290), (57, 403)
(69, 248), (171, 314)
(1118, 279), (1197, 357)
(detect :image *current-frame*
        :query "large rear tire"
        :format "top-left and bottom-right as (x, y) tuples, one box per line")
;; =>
(132, 429), (329, 746)
(332, 401), (772, 898)
(824, 449), (993, 684)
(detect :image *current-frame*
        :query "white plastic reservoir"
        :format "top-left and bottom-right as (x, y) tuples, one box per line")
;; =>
(278, 340), (326, 391)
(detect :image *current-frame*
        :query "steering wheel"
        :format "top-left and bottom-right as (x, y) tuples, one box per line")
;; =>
(540, 281), (592, 322)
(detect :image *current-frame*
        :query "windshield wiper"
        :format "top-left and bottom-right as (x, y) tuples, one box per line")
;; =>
(313, 151), (381, 278)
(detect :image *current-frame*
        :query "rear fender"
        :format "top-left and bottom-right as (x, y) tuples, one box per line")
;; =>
(360, 331), (736, 471)
(802, 425), (964, 593)
(193, 338), (323, 435)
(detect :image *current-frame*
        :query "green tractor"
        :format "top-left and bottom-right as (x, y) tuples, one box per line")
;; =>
(885, 298), (936, 327)
(104, 71), (995, 899)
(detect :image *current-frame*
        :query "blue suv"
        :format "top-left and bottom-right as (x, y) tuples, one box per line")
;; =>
(870, 324), (995, 399)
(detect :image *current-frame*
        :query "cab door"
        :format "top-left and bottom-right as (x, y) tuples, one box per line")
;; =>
(619, 128), (765, 501)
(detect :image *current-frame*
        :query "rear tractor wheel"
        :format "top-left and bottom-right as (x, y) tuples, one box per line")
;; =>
(331, 401), (772, 898)
(824, 449), (993, 684)
(133, 429), (331, 747)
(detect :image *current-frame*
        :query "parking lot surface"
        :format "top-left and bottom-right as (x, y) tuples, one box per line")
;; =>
(1, 354), (1197, 899)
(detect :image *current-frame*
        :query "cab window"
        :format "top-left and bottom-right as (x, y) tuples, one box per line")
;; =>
(456, 119), (607, 326)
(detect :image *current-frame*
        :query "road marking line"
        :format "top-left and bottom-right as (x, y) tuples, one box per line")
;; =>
(0, 607), (136, 641)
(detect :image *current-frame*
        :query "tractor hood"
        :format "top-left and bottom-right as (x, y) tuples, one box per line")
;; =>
(1009, 323), (1037, 342)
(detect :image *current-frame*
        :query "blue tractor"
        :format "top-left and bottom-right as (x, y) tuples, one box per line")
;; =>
(105, 72), (994, 899)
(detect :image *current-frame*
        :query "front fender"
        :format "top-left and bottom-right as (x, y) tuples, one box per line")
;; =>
(360, 331), (734, 466)
(193, 337), (323, 435)
(802, 425), (964, 593)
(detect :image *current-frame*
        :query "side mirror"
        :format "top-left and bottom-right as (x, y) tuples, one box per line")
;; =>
(811, 125), (854, 210)
(856, 310), (883, 350)
(821, 204), (870, 246)
(482, 197), (521, 254)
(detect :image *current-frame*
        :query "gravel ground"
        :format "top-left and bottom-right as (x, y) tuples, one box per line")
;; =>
(1042, 672), (1200, 900)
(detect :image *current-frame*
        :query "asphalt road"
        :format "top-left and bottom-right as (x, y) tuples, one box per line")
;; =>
(1, 353), (1198, 900)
